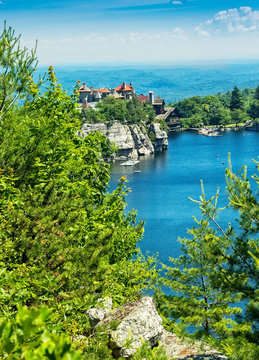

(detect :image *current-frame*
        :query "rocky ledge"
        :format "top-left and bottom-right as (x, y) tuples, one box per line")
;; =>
(86, 296), (227, 360)
(80, 121), (168, 161)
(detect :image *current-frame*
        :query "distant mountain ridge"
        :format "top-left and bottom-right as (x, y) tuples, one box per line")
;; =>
(38, 62), (259, 103)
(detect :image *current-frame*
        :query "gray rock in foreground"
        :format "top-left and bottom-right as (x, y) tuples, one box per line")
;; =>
(160, 330), (227, 360)
(97, 296), (163, 358)
(86, 296), (227, 360)
(86, 297), (112, 327)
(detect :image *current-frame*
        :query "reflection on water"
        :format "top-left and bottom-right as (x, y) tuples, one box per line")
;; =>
(110, 131), (259, 265)
(110, 150), (169, 177)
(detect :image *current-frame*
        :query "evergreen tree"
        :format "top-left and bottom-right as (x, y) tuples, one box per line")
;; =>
(157, 159), (259, 358)
(158, 185), (241, 336)
(249, 85), (259, 119)
(0, 23), (39, 118)
(0, 67), (152, 304)
(230, 86), (243, 111)
(255, 85), (259, 100)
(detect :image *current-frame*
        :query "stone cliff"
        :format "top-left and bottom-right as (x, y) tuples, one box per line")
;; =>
(80, 121), (168, 161)
(86, 296), (227, 360)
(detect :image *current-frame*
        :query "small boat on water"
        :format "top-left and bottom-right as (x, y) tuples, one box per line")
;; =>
(205, 131), (221, 137)
(197, 129), (207, 135)
(134, 169), (141, 173)
(120, 159), (140, 166)
(197, 129), (221, 136)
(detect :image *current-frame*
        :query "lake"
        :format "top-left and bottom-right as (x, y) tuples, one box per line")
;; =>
(51, 63), (259, 264)
(110, 130), (259, 265)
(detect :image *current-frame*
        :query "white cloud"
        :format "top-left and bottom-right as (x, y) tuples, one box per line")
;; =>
(168, 27), (186, 39)
(172, 1), (183, 5)
(194, 25), (210, 36)
(40, 28), (187, 49)
(128, 28), (186, 42)
(195, 6), (259, 35)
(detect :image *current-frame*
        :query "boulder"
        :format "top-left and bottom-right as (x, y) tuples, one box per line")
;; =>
(86, 296), (227, 360)
(86, 297), (113, 327)
(97, 296), (163, 358)
(159, 330), (227, 360)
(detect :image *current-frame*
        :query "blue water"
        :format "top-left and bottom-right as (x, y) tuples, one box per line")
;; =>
(47, 63), (259, 264)
(110, 131), (259, 265)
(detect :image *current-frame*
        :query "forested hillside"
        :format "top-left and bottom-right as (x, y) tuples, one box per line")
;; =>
(0, 25), (258, 360)
(171, 86), (259, 128)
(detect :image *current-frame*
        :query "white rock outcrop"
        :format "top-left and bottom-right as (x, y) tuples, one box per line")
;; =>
(86, 297), (113, 327)
(86, 296), (227, 360)
(80, 121), (167, 160)
(92, 296), (163, 358)
(150, 122), (168, 152)
(160, 330), (228, 360)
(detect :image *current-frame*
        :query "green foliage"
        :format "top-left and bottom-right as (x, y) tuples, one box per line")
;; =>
(248, 87), (259, 119)
(79, 96), (156, 126)
(202, 97), (231, 125)
(158, 157), (259, 358)
(0, 50), (154, 357)
(79, 107), (105, 124)
(174, 96), (203, 119)
(218, 336), (259, 360)
(0, 306), (82, 359)
(230, 86), (243, 111)
(0, 23), (39, 118)
(131, 342), (169, 360)
(231, 109), (249, 126)
(0, 68), (148, 303)
(158, 184), (241, 336)
(255, 85), (259, 100)
(173, 85), (259, 127)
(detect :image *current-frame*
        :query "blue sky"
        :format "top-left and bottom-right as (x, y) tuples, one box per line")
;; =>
(1, 1), (259, 65)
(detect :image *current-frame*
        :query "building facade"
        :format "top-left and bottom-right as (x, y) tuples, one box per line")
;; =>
(78, 82), (135, 106)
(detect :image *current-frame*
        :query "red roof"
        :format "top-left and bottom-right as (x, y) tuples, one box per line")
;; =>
(138, 94), (149, 103)
(79, 85), (91, 92)
(93, 88), (111, 93)
(114, 83), (134, 92)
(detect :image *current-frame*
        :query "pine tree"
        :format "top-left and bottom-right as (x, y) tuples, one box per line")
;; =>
(157, 158), (259, 355)
(249, 85), (259, 119)
(0, 23), (39, 118)
(230, 86), (243, 111)
(158, 184), (241, 336)
(255, 85), (259, 100)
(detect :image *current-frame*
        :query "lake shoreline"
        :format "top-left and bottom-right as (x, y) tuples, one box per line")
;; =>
(168, 122), (258, 133)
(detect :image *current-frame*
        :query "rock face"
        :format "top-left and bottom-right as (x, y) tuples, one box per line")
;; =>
(88, 296), (163, 358)
(80, 121), (167, 160)
(160, 330), (227, 360)
(86, 297), (112, 327)
(86, 296), (228, 360)
(150, 122), (168, 151)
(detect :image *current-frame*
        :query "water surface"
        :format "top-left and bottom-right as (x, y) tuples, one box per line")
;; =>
(110, 131), (259, 264)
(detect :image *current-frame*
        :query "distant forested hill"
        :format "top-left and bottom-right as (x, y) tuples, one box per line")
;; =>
(169, 85), (259, 128)
(39, 62), (259, 102)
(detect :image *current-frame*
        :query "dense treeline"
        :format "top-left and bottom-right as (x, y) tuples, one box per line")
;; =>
(80, 95), (156, 125)
(0, 25), (258, 360)
(171, 85), (259, 128)
(0, 25), (159, 359)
